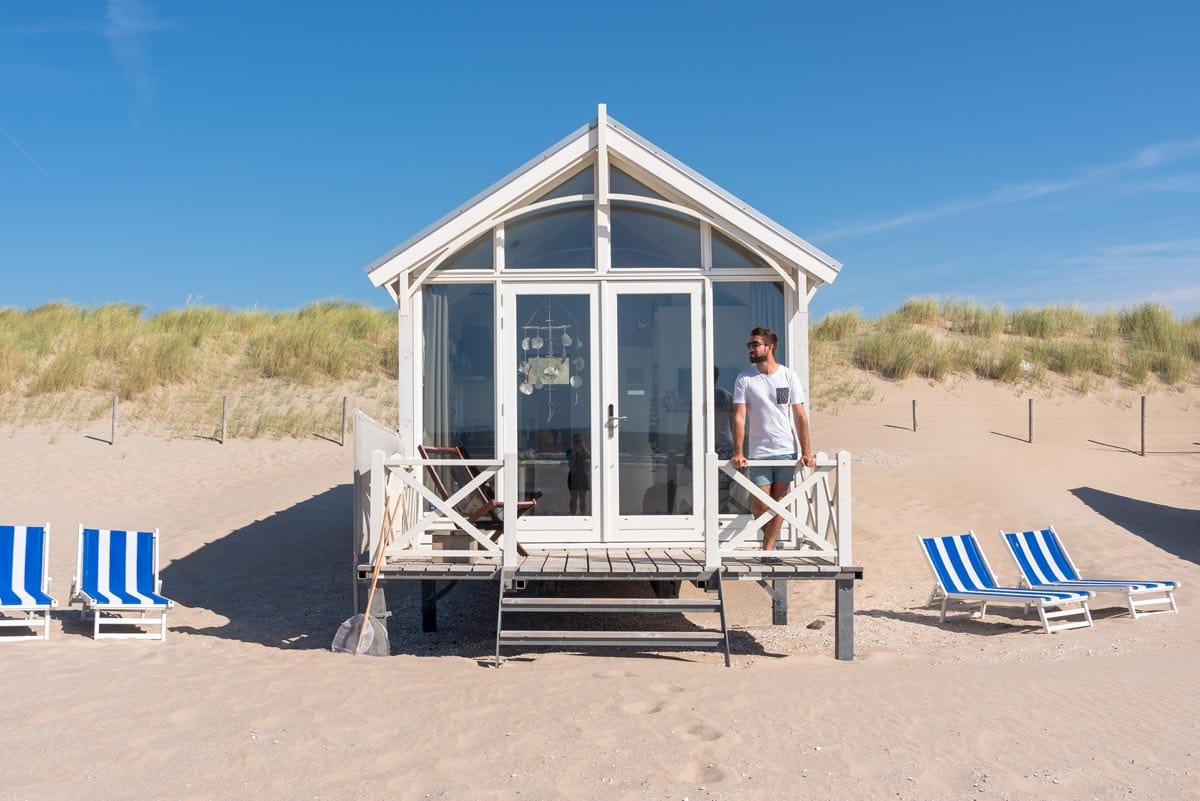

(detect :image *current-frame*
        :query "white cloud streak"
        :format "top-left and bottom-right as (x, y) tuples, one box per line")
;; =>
(0, 125), (46, 174)
(105, 0), (173, 108)
(818, 134), (1200, 241)
(1045, 238), (1200, 315)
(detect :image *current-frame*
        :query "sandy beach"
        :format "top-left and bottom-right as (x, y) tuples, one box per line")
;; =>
(2, 378), (1197, 801)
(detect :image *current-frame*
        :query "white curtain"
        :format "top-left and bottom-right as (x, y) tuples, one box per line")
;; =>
(423, 289), (450, 446)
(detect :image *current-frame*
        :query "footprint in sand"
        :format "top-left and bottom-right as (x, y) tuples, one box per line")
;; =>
(593, 669), (638, 679)
(690, 763), (728, 783)
(621, 699), (666, 715)
(678, 723), (723, 742)
(649, 682), (686, 694)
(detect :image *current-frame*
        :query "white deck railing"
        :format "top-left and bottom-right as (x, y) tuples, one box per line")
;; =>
(703, 450), (852, 570)
(366, 449), (852, 572)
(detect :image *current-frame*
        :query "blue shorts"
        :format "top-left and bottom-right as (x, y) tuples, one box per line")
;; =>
(749, 452), (798, 487)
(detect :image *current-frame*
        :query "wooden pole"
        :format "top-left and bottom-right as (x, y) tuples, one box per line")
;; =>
(221, 395), (228, 445)
(912, 399), (918, 433)
(110, 395), (117, 446)
(341, 396), (348, 447)
(1028, 398), (1034, 444)
(1140, 395), (1147, 457)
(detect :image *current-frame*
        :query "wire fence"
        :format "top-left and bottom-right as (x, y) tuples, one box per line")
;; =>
(9, 387), (399, 447)
(24, 387), (1199, 458)
(815, 396), (1198, 455)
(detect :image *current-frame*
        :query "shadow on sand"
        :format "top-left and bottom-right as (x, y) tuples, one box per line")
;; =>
(162, 485), (775, 661)
(1070, 486), (1200, 566)
(163, 484), (355, 651)
(859, 601), (1132, 637)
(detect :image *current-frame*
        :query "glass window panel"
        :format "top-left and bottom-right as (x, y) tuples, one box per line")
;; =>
(609, 166), (664, 199)
(616, 293), (693, 515)
(516, 294), (592, 516)
(505, 204), (595, 269)
(610, 202), (700, 268)
(422, 285), (495, 456)
(535, 166), (595, 202)
(439, 232), (493, 270)
(712, 229), (770, 270)
(711, 281), (787, 513)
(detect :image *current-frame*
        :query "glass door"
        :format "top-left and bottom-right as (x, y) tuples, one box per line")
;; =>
(501, 284), (600, 543)
(601, 282), (703, 542)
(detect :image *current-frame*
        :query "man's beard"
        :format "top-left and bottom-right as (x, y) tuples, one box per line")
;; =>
(749, 354), (767, 364)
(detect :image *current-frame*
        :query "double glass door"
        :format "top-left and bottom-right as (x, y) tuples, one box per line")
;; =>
(501, 282), (703, 543)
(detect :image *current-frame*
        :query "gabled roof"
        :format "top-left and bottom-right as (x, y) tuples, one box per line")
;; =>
(365, 107), (842, 290)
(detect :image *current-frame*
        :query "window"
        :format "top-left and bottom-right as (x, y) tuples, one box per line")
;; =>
(423, 285), (495, 454)
(609, 166), (664, 199)
(439, 232), (493, 270)
(535, 166), (595, 202)
(610, 202), (700, 268)
(505, 204), (594, 269)
(712, 281), (788, 403)
(712, 229), (770, 270)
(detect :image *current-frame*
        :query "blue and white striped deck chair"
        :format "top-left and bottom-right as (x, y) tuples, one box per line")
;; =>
(919, 532), (1094, 634)
(0, 524), (57, 641)
(69, 527), (173, 640)
(1002, 526), (1179, 620)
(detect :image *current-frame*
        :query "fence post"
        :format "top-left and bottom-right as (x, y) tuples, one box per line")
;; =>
(912, 399), (918, 432)
(341, 396), (348, 447)
(1140, 395), (1147, 457)
(110, 395), (117, 446)
(220, 395), (228, 445)
(1028, 398), (1034, 444)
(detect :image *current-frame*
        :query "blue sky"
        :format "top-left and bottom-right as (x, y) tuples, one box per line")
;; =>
(2, 1), (1199, 319)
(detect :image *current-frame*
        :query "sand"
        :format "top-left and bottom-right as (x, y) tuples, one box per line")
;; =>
(1, 379), (1197, 800)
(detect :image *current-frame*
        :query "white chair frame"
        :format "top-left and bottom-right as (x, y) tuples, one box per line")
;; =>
(69, 526), (174, 641)
(0, 523), (57, 641)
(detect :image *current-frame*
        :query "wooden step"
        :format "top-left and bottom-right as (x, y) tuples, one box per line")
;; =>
(498, 630), (725, 647)
(501, 597), (720, 613)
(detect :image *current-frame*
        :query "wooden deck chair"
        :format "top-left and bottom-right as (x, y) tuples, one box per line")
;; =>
(417, 445), (534, 556)
(1002, 526), (1179, 619)
(919, 532), (1094, 634)
(0, 524), (57, 641)
(69, 527), (174, 640)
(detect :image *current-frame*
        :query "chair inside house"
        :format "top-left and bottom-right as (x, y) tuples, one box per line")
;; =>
(919, 532), (1094, 634)
(417, 445), (534, 557)
(1001, 526), (1179, 619)
(0, 524), (58, 641)
(69, 526), (174, 640)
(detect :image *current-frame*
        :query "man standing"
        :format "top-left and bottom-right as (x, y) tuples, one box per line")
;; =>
(729, 326), (816, 564)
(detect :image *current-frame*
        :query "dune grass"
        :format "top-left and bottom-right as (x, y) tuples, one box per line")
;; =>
(0, 301), (399, 437)
(0, 298), (1195, 436)
(817, 298), (1199, 390)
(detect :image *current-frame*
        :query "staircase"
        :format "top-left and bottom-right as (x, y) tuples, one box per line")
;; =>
(494, 572), (732, 666)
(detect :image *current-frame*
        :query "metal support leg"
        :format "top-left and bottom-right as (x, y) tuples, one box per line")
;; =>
(420, 580), (438, 633)
(771, 579), (788, 626)
(835, 578), (854, 661)
(366, 585), (388, 617)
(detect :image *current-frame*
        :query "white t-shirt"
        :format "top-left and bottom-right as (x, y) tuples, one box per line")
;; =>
(732, 364), (806, 457)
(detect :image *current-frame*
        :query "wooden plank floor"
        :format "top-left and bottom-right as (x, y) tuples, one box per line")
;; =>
(367, 549), (859, 581)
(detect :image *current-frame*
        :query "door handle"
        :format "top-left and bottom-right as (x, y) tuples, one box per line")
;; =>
(606, 403), (626, 429)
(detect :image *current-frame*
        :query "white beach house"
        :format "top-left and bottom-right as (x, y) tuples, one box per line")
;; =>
(356, 106), (859, 663)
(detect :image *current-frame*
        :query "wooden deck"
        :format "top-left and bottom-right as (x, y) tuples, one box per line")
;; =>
(363, 548), (862, 582)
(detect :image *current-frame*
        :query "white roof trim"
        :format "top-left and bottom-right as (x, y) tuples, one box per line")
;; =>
(365, 112), (841, 289)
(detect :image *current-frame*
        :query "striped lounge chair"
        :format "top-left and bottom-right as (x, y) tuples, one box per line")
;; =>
(69, 527), (174, 640)
(919, 532), (1094, 634)
(0, 524), (57, 641)
(1002, 526), (1179, 619)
